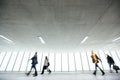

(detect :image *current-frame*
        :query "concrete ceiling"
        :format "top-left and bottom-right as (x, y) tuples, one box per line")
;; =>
(0, 0), (120, 52)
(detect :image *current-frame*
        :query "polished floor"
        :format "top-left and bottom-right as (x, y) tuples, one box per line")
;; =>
(0, 71), (120, 80)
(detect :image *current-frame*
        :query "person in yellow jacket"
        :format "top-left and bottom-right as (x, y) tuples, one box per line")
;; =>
(91, 51), (105, 75)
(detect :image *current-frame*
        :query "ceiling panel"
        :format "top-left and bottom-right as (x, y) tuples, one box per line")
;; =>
(0, 0), (120, 51)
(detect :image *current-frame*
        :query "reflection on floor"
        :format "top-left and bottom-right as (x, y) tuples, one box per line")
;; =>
(0, 71), (120, 80)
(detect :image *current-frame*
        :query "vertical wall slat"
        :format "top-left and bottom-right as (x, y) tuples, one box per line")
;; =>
(79, 52), (83, 71)
(19, 51), (25, 71)
(12, 52), (19, 71)
(40, 53), (43, 72)
(5, 52), (13, 71)
(67, 53), (69, 72)
(86, 52), (90, 71)
(0, 52), (7, 67)
(25, 52), (31, 72)
(61, 53), (62, 72)
(73, 53), (77, 72)
(115, 51), (120, 62)
(54, 53), (56, 72)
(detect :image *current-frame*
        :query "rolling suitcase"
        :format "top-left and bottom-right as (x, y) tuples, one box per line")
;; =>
(113, 65), (119, 70)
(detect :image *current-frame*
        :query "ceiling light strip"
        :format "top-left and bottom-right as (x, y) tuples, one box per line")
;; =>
(112, 37), (120, 42)
(38, 37), (45, 44)
(81, 36), (88, 44)
(0, 35), (13, 43)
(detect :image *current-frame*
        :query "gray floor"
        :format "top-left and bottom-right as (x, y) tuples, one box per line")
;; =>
(0, 71), (120, 80)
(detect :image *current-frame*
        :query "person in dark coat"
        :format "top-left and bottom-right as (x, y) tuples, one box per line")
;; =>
(26, 52), (38, 77)
(106, 54), (119, 73)
(91, 51), (105, 76)
(41, 56), (51, 74)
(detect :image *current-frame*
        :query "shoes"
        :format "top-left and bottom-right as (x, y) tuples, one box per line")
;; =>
(110, 70), (113, 73)
(102, 72), (105, 76)
(116, 71), (118, 73)
(33, 74), (37, 77)
(93, 71), (96, 76)
(25, 73), (29, 76)
(33, 73), (38, 77)
(49, 70), (51, 74)
(93, 72), (96, 75)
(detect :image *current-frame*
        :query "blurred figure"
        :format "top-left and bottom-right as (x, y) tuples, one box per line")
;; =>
(41, 56), (51, 74)
(91, 51), (105, 76)
(106, 54), (115, 73)
(26, 52), (38, 77)
(106, 54), (119, 73)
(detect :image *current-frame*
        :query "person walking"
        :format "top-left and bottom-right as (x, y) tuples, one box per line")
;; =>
(91, 51), (105, 76)
(106, 54), (115, 73)
(26, 52), (38, 77)
(106, 54), (119, 73)
(41, 56), (51, 74)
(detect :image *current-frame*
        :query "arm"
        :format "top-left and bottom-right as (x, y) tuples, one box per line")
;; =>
(95, 54), (102, 62)
(97, 55), (102, 62)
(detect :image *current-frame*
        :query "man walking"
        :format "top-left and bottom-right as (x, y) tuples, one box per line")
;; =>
(91, 51), (105, 76)
(26, 52), (38, 77)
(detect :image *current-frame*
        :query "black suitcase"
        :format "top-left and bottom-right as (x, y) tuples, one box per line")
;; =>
(113, 65), (120, 70)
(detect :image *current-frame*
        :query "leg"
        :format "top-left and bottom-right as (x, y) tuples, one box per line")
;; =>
(41, 66), (46, 74)
(26, 66), (33, 76)
(115, 69), (118, 73)
(33, 65), (38, 76)
(97, 63), (105, 75)
(47, 67), (51, 74)
(109, 63), (112, 73)
(93, 63), (97, 75)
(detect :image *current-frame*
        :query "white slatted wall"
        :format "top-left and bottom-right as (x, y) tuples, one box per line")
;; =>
(0, 50), (120, 72)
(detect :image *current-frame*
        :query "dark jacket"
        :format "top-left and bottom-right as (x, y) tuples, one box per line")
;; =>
(107, 55), (114, 64)
(31, 54), (38, 65)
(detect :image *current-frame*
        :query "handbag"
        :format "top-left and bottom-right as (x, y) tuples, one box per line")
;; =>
(47, 62), (50, 66)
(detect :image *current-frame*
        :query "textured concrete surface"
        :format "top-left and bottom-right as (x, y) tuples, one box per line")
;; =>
(0, 0), (120, 51)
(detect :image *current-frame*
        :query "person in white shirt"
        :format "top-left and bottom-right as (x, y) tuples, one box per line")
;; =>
(41, 56), (51, 74)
